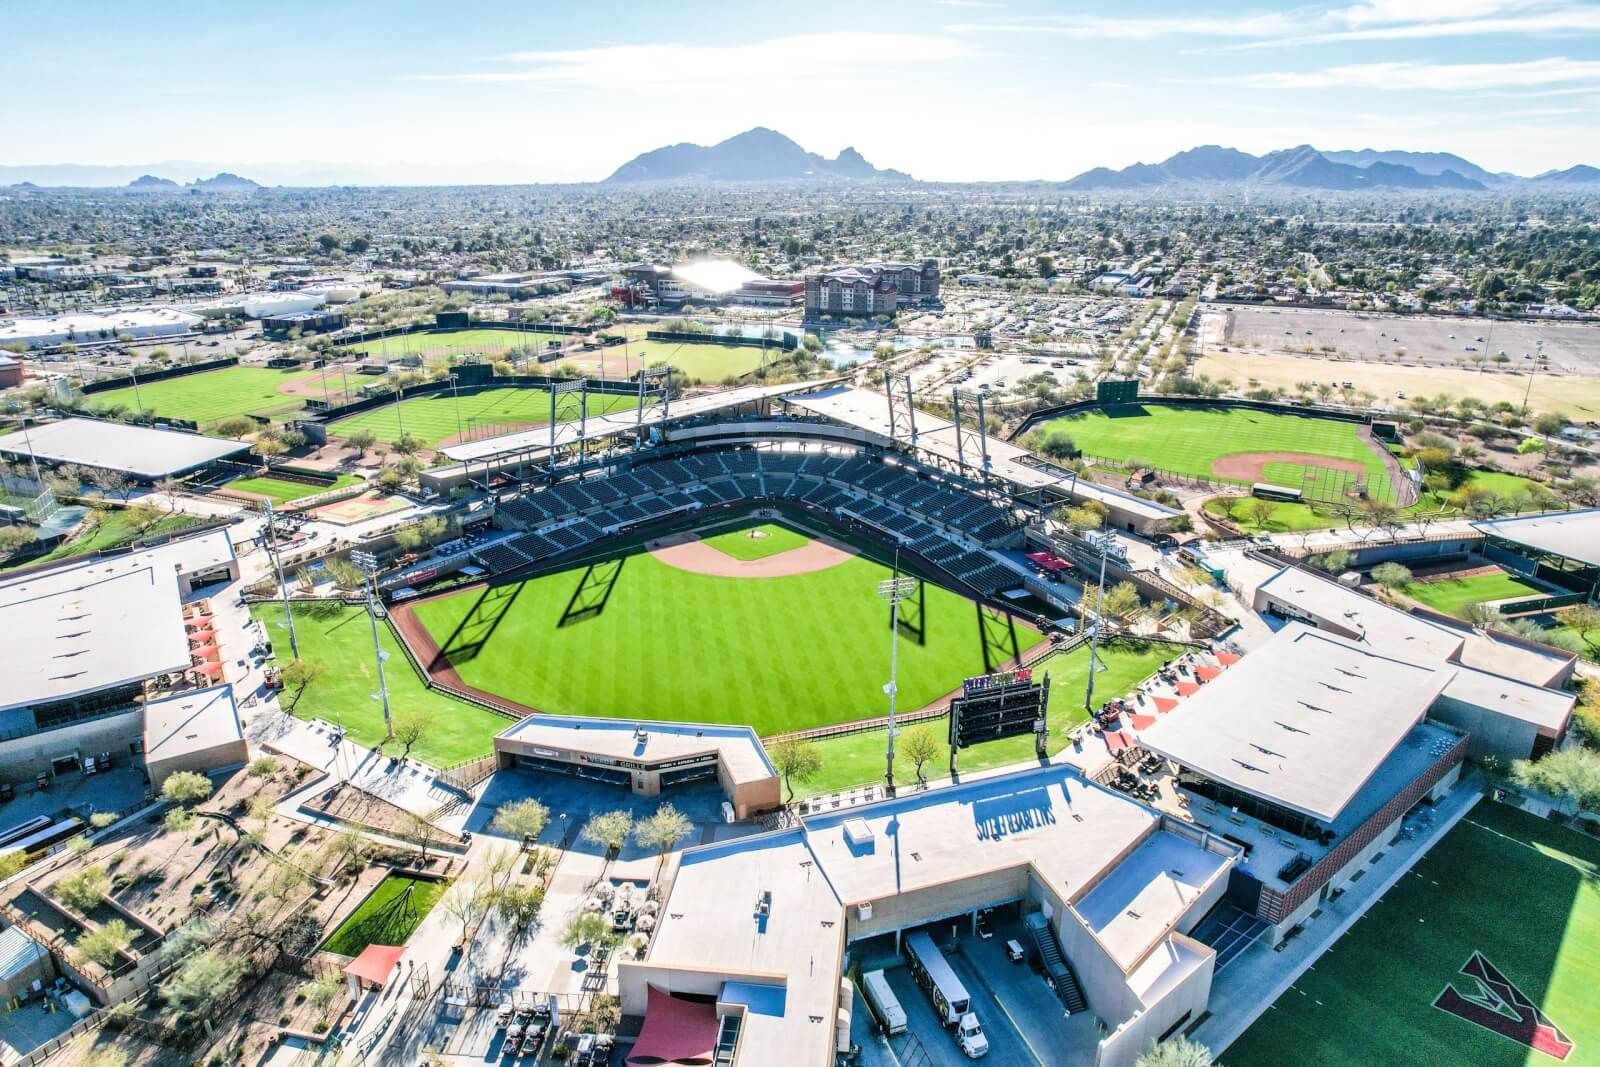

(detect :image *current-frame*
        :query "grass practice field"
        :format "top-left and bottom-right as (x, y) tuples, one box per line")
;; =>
(251, 602), (509, 766)
(1403, 570), (1546, 618)
(222, 472), (362, 504)
(322, 874), (445, 957)
(407, 520), (1046, 735)
(1, 509), (200, 572)
(702, 521), (810, 561)
(1037, 403), (1396, 500)
(337, 327), (571, 360)
(618, 339), (770, 382)
(798, 638), (1177, 798)
(326, 386), (645, 447)
(1227, 801), (1600, 1067)
(1204, 468), (1547, 533)
(88, 365), (306, 426)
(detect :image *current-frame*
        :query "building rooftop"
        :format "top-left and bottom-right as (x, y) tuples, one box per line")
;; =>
(1072, 829), (1231, 971)
(1441, 663), (1576, 734)
(1473, 508), (1600, 569)
(670, 259), (763, 294)
(495, 713), (777, 786)
(143, 686), (243, 765)
(1255, 565), (1465, 662)
(1139, 624), (1454, 824)
(0, 418), (249, 480)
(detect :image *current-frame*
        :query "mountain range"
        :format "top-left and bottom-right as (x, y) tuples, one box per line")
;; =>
(1065, 145), (1501, 192)
(604, 128), (911, 183)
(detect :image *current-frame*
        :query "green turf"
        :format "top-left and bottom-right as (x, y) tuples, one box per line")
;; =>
(625, 339), (769, 381)
(1, 509), (202, 572)
(1205, 467), (1550, 534)
(1226, 800), (1600, 1067)
(795, 639), (1179, 798)
(409, 526), (1047, 735)
(1037, 404), (1395, 499)
(321, 874), (446, 956)
(326, 386), (645, 447)
(1403, 571), (1545, 618)
(87, 366), (306, 426)
(701, 521), (811, 561)
(251, 602), (509, 766)
(337, 328), (571, 360)
(223, 473), (362, 505)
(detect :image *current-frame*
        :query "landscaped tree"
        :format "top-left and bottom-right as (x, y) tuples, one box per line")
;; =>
(391, 710), (428, 761)
(1562, 604), (1600, 658)
(161, 948), (248, 1017)
(580, 810), (635, 858)
(770, 737), (823, 803)
(56, 865), (112, 913)
(1311, 549), (1352, 574)
(279, 658), (324, 709)
(558, 910), (612, 952)
(77, 919), (134, 968)
(635, 804), (692, 865)
(491, 797), (550, 847)
(1512, 747), (1600, 814)
(494, 884), (547, 936)
(1242, 498), (1277, 531)
(214, 415), (257, 440)
(901, 727), (943, 785)
(0, 851), (24, 881)
(1135, 1035), (1212, 1067)
(346, 427), (378, 457)
(440, 870), (496, 945)
(88, 468), (133, 502)
(1370, 562), (1413, 590)
(247, 756), (280, 782)
(1101, 581), (1142, 620)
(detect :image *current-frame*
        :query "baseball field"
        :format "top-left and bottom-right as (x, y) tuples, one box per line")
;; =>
(87, 365), (308, 425)
(1227, 800), (1600, 1066)
(326, 386), (647, 448)
(399, 516), (1046, 735)
(336, 327), (572, 360)
(1034, 403), (1400, 501)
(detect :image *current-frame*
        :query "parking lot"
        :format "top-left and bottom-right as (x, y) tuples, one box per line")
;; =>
(850, 910), (1098, 1067)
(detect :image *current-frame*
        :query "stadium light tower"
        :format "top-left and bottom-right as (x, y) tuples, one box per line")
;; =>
(261, 503), (297, 658)
(351, 550), (394, 740)
(877, 561), (918, 796)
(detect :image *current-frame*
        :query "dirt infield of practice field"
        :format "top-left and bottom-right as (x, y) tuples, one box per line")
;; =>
(646, 528), (857, 578)
(1210, 450), (1366, 483)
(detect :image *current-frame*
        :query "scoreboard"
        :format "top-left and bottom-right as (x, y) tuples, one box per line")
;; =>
(948, 670), (1049, 757)
(1097, 379), (1139, 404)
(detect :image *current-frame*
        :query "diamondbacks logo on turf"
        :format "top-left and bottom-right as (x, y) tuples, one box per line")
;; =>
(1433, 952), (1574, 1061)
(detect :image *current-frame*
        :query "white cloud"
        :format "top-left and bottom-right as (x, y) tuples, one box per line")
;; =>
(947, 12), (1300, 39)
(1219, 56), (1600, 90)
(420, 32), (980, 88)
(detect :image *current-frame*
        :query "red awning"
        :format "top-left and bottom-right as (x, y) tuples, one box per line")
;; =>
(1104, 730), (1135, 753)
(1175, 680), (1200, 696)
(1195, 666), (1222, 682)
(1128, 714), (1158, 731)
(192, 661), (224, 677)
(1152, 696), (1180, 714)
(627, 985), (720, 1066)
(343, 943), (406, 987)
(1216, 651), (1241, 666)
(1024, 551), (1072, 573)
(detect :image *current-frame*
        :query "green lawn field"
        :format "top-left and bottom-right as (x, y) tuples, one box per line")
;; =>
(326, 386), (645, 447)
(702, 521), (810, 561)
(337, 328), (571, 360)
(1403, 570), (1546, 618)
(1226, 801), (1600, 1067)
(88, 366), (306, 426)
(322, 874), (445, 956)
(251, 602), (509, 766)
(223, 472), (363, 505)
(1204, 468), (1549, 534)
(1037, 404), (1395, 500)
(796, 639), (1178, 798)
(1, 509), (202, 572)
(408, 524), (1046, 735)
(624, 339), (770, 381)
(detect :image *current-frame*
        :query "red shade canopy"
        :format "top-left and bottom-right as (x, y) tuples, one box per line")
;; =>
(626, 985), (720, 1066)
(192, 661), (224, 677)
(1175, 680), (1200, 696)
(1104, 730), (1135, 753)
(1128, 714), (1158, 731)
(1195, 666), (1222, 682)
(343, 943), (406, 987)
(1216, 651), (1241, 666)
(1152, 696), (1180, 714)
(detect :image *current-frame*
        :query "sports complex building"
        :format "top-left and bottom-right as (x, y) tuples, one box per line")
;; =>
(0, 417), (250, 483)
(1474, 507), (1600, 604)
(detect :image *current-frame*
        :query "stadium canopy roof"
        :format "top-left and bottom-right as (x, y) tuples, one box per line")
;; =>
(1138, 623), (1454, 824)
(496, 713), (777, 785)
(0, 418), (248, 480)
(1473, 508), (1600, 569)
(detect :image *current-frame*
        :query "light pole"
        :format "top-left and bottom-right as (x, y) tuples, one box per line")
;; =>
(1082, 535), (1111, 713)
(128, 362), (145, 415)
(877, 561), (917, 796)
(262, 503), (298, 658)
(1522, 340), (1544, 415)
(351, 550), (394, 740)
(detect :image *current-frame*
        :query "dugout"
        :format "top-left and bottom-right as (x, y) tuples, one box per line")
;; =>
(493, 713), (781, 819)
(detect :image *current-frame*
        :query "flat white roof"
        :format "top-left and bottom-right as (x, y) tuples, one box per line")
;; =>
(1474, 509), (1600, 569)
(1440, 664), (1576, 733)
(0, 418), (248, 480)
(143, 686), (243, 763)
(0, 560), (189, 712)
(1073, 829), (1230, 971)
(496, 713), (777, 786)
(1256, 565), (1465, 662)
(1139, 624), (1454, 823)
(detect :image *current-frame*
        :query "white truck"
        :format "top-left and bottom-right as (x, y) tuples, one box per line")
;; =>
(904, 932), (990, 1058)
(861, 969), (907, 1036)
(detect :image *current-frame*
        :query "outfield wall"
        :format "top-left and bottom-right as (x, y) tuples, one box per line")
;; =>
(80, 356), (240, 397)
(1006, 394), (1372, 443)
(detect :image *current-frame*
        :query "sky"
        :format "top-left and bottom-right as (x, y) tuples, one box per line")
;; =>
(3, 0), (1600, 184)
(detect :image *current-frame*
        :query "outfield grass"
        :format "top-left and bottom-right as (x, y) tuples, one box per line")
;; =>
(326, 386), (644, 447)
(1038, 403), (1394, 499)
(322, 874), (446, 956)
(625, 339), (769, 381)
(795, 639), (1179, 798)
(223, 472), (362, 505)
(0, 509), (202, 572)
(701, 521), (810, 561)
(87, 366), (306, 426)
(251, 602), (508, 766)
(1403, 570), (1546, 618)
(1204, 468), (1548, 534)
(409, 526), (1046, 735)
(337, 328), (571, 360)
(1226, 801), (1600, 1067)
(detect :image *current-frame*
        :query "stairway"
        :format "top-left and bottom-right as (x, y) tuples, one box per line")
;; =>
(1025, 912), (1087, 1015)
